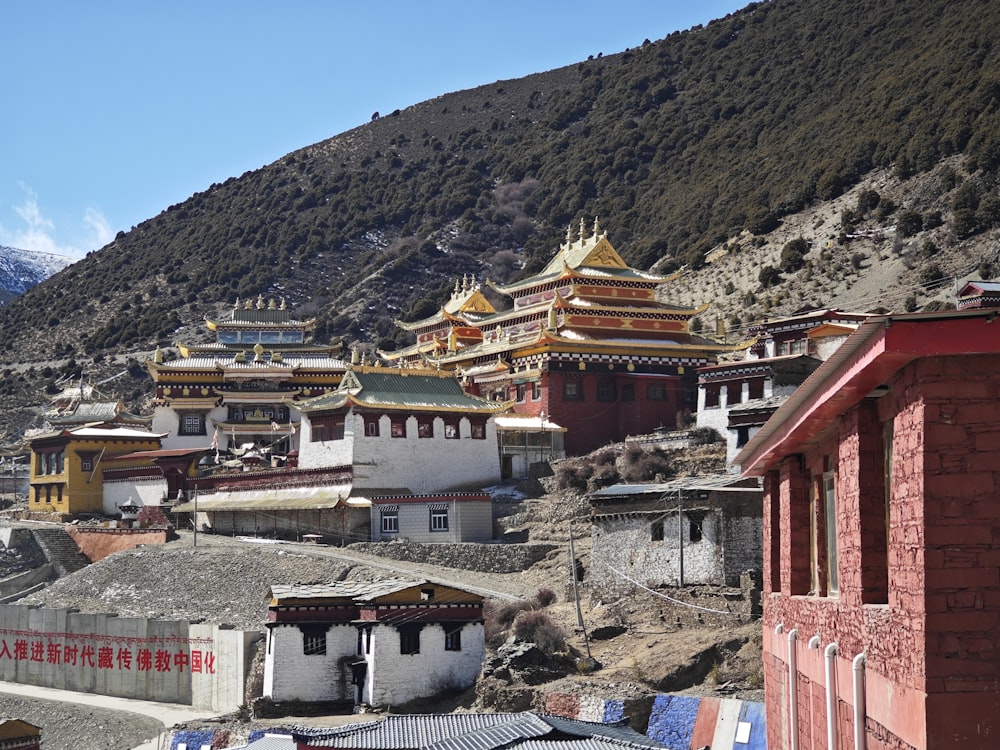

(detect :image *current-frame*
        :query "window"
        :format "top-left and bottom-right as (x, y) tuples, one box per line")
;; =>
(311, 423), (330, 442)
(390, 418), (407, 438)
(300, 626), (327, 655)
(179, 413), (205, 436)
(736, 426), (751, 448)
(469, 420), (486, 439)
(563, 380), (582, 401)
(364, 416), (380, 436)
(531, 381), (542, 401)
(516, 383), (527, 402)
(444, 626), (462, 652)
(621, 383), (635, 401)
(381, 510), (399, 534)
(80, 456), (93, 472)
(399, 625), (422, 655)
(824, 470), (839, 595)
(651, 520), (664, 542)
(748, 378), (764, 400)
(331, 420), (345, 440)
(647, 384), (668, 401)
(417, 418), (434, 438)
(430, 507), (449, 532)
(688, 511), (705, 542)
(597, 380), (616, 401)
(444, 420), (459, 439)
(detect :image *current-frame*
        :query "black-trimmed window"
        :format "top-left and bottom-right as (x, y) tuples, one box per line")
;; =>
(417, 417), (434, 438)
(430, 507), (449, 532)
(563, 380), (583, 401)
(647, 384), (668, 401)
(651, 520), (664, 542)
(597, 380), (616, 401)
(516, 383), (527, 402)
(179, 413), (206, 436)
(363, 415), (380, 437)
(399, 624), (422, 655)
(381, 510), (399, 534)
(390, 417), (407, 438)
(444, 419), (460, 439)
(469, 420), (486, 439)
(444, 625), (462, 652)
(300, 625), (328, 656)
(311, 422), (331, 442)
(531, 381), (542, 400)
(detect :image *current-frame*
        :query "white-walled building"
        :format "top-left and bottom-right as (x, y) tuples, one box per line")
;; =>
(296, 365), (506, 495)
(262, 579), (485, 708)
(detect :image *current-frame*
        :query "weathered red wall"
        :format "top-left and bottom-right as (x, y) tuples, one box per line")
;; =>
(67, 527), (170, 563)
(763, 355), (1000, 749)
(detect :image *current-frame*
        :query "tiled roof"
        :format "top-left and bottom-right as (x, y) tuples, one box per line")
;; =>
(589, 474), (761, 499)
(157, 353), (347, 369)
(295, 714), (531, 748)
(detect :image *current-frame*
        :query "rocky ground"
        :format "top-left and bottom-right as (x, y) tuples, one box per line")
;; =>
(0, 694), (163, 750)
(7, 443), (764, 749)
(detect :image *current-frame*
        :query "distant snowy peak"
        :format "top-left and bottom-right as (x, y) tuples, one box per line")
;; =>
(0, 245), (74, 302)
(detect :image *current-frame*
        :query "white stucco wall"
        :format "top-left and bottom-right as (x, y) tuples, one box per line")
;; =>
(371, 498), (493, 543)
(102, 478), (168, 515)
(263, 622), (359, 702)
(299, 411), (500, 494)
(154, 406), (226, 450)
(363, 621), (484, 707)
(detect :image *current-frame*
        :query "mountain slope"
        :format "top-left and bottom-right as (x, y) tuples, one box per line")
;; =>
(0, 0), (998, 371)
(0, 246), (73, 305)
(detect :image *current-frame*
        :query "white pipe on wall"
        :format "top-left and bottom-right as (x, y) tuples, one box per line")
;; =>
(788, 629), (799, 750)
(853, 653), (867, 750)
(825, 642), (840, 750)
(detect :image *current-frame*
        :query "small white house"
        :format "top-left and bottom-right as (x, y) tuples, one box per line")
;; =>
(262, 579), (485, 708)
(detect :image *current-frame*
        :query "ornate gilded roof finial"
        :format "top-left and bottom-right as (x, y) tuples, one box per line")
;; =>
(268, 298), (277, 310)
(593, 216), (601, 237)
(253, 343), (265, 361)
(453, 278), (461, 297)
(547, 305), (557, 330)
(234, 297), (240, 309)
(244, 298), (253, 309)
(256, 294), (265, 310)
(351, 348), (360, 365)
(280, 298), (287, 310)
(579, 216), (586, 241)
(463, 274), (471, 292)
(153, 347), (163, 364)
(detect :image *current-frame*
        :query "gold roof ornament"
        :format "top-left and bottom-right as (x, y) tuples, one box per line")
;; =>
(234, 297), (240, 309)
(253, 343), (265, 361)
(153, 347), (163, 364)
(256, 294), (265, 310)
(280, 298), (287, 310)
(268, 298), (277, 310)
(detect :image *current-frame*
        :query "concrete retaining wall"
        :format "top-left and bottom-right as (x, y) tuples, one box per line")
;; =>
(0, 604), (260, 711)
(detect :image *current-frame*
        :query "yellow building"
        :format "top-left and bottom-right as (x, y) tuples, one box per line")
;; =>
(28, 426), (164, 516)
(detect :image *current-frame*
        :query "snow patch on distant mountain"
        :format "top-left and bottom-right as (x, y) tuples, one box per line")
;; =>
(0, 245), (74, 303)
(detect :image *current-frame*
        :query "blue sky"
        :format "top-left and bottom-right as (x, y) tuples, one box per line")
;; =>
(1, 1), (747, 259)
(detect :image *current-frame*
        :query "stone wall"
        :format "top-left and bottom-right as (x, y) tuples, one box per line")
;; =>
(348, 540), (559, 575)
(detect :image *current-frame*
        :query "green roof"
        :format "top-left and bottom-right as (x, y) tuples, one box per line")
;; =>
(296, 367), (505, 414)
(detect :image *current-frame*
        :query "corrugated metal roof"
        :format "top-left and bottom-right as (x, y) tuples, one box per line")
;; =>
(294, 713), (666, 750)
(226, 733), (296, 750)
(171, 483), (354, 512)
(589, 474), (761, 498)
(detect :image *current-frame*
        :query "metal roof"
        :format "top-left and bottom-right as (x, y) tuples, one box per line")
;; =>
(589, 474), (761, 499)
(294, 713), (665, 750)
(171, 483), (354, 513)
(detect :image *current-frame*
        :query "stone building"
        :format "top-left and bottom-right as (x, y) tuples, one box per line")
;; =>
(262, 579), (484, 708)
(588, 475), (762, 594)
(737, 309), (1000, 749)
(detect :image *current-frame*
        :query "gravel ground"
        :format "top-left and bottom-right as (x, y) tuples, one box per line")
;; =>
(20, 533), (521, 631)
(0, 694), (163, 750)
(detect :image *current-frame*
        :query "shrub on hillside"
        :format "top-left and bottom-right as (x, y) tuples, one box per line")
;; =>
(483, 588), (559, 648)
(689, 427), (724, 445)
(621, 444), (675, 482)
(513, 610), (566, 655)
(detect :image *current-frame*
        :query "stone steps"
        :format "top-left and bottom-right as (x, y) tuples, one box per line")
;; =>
(31, 527), (91, 577)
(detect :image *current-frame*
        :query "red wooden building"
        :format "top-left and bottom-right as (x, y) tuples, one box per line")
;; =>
(738, 309), (1000, 749)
